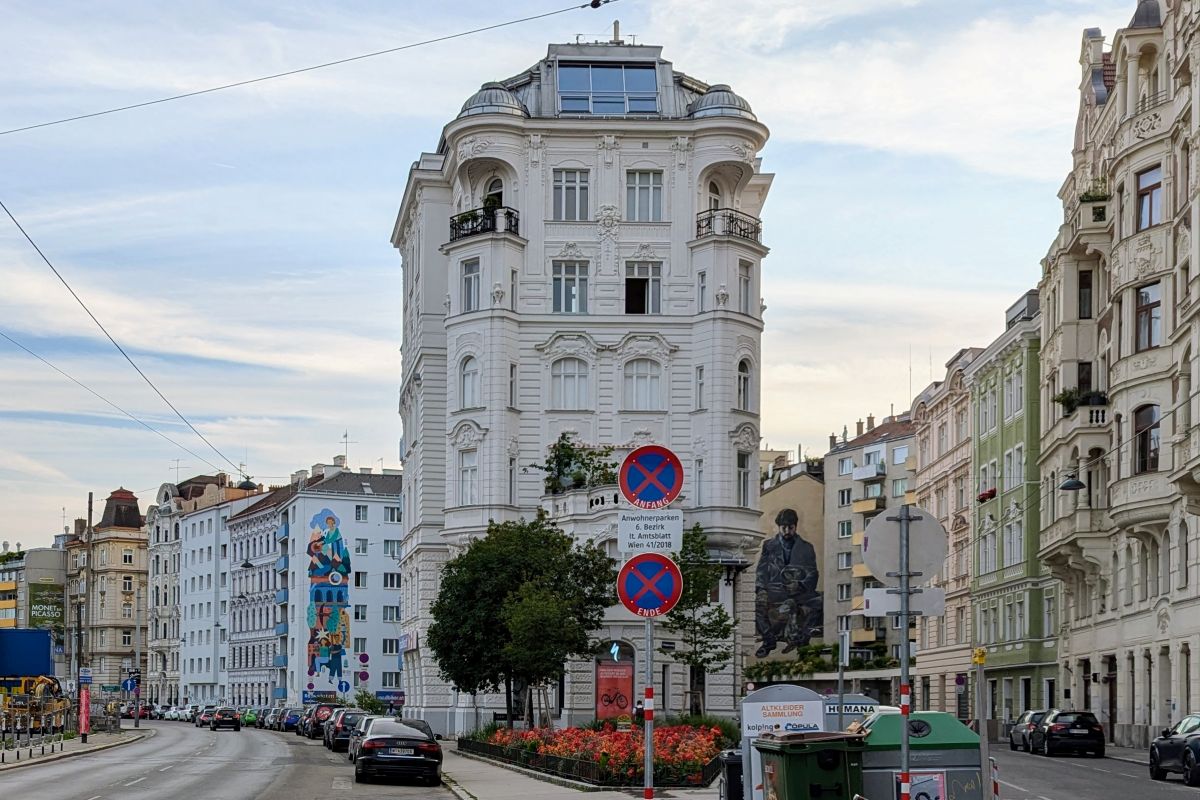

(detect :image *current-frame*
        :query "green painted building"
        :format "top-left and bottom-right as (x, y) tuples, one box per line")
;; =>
(964, 291), (1059, 719)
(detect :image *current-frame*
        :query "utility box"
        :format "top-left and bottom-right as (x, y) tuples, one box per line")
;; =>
(860, 711), (983, 800)
(752, 731), (866, 800)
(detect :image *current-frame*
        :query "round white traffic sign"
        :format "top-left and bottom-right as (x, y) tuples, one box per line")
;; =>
(861, 504), (947, 587)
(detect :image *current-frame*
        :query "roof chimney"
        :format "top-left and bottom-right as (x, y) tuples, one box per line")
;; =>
(867, 414), (876, 432)
(360, 467), (373, 475)
(856, 419), (865, 437)
(311, 463), (326, 478)
(829, 433), (837, 450)
(292, 469), (309, 485)
(333, 455), (348, 468)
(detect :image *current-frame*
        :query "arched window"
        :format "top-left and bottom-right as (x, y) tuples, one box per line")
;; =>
(461, 356), (481, 408)
(623, 359), (662, 410)
(737, 359), (752, 411)
(550, 358), (589, 409)
(485, 178), (504, 208)
(708, 181), (722, 211)
(1134, 404), (1160, 473)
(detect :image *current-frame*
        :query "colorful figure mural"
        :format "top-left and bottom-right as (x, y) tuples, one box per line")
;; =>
(306, 508), (352, 690)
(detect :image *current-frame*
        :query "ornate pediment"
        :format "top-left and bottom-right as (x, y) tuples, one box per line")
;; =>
(611, 332), (678, 364)
(534, 331), (600, 361)
(448, 420), (487, 449)
(729, 423), (760, 452)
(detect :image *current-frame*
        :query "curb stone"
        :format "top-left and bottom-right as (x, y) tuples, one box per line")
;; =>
(0, 727), (157, 772)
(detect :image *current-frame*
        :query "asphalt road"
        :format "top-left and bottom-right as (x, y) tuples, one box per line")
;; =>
(0, 721), (450, 800)
(992, 747), (1195, 799)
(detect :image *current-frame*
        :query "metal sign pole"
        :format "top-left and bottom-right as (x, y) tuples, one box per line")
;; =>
(134, 585), (141, 729)
(838, 630), (849, 730)
(897, 504), (913, 800)
(644, 618), (654, 800)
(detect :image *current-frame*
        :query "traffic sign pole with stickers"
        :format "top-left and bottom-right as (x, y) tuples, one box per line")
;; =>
(616, 445), (685, 800)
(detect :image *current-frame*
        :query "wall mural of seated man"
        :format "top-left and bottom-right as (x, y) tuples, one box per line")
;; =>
(755, 507), (823, 658)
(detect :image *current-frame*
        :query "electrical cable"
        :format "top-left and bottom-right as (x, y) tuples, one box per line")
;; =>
(0, 197), (245, 475)
(0, 327), (226, 474)
(0, 0), (619, 137)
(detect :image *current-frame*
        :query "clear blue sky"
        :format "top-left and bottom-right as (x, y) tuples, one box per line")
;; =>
(0, 0), (1134, 548)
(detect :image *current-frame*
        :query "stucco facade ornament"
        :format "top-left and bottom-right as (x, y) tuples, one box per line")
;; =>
(612, 332), (678, 364)
(626, 429), (654, 448)
(729, 423), (760, 451)
(670, 136), (692, 168)
(535, 331), (599, 361)
(448, 420), (488, 449)
(1178, 227), (1191, 262)
(715, 284), (730, 307)
(1133, 234), (1161, 279)
(597, 134), (620, 166)
(632, 243), (658, 260)
(728, 141), (756, 163)
(693, 436), (707, 457)
(528, 134), (544, 167)
(457, 136), (492, 162)
(443, 293), (451, 316)
(596, 205), (620, 240)
(491, 282), (505, 306)
(556, 241), (584, 259)
(507, 436), (521, 458)
(1133, 112), (1162, 140)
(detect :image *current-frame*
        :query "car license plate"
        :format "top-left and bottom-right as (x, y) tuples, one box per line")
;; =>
(388, 747), (415, 755)
(1070, 729), (1088, 734)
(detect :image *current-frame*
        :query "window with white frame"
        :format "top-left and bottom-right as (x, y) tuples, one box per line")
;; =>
(838, 520), (852, 538)
(460, 356), (481, 408)
(892, 445), (909, 464)
(626, 171), (663, 221)
(384, 506), (401, 523)
(381, 672), (402, 688)
(122, 548), (134, 565)
(354, 571), (368, 588)
(624, 261), (662, 314)
(695, 459), (705, 505)
(736, 452), (752, 507)
(623, 359), (663, 410)
(837, 583), (852, 601)
(695, 366), (706, 409)
(459, 450), (479, 505)
(1013, 371), (1024, 413)
(736, 360), (752, 411)
(383, 573), (401, 589)
(509, 363), (517, 407)
(892, 478), (908, 497)
(550, 357), (589, 409)
(355, 505), (368, 522)
(552, 169), (589, 220)
(837, 552), (852, 569)
(382, 540), (401, 558)
(837, 488), (852, 506)
(738, 260), (753, 314)
(837, 615), (852, 631)
(354, 604), (367, 621)
(1003, 375), (1014, 419)
(461, 259), (480, 312)
(697, 271), (707, 312)
(838, 457), (853, 475)
(382, 638), (401, 655)
(552, 261), (588, 313)
(382, 606), (401, 622)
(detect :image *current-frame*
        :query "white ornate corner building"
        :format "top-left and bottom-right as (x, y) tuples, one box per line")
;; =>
(391, 38), (773, 734)
(1040, 0), (1200, 748)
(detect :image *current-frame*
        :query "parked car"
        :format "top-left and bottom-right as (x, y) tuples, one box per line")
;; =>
(1009, 709), (1047, 752)
(348, 716), (383, 762)
(353, 718), (443, 785)
(240, 708), (258, 726)
(255, 708), (270, 728)
(1031, 709), (1105, 757)
(280, 707), (302, 731)
(304, 703), (343, 739)
(325, 709), (366, 751)
(1151, 714), (1200, 785)
(210, 707), (242, 731)
(263, 708), (281, 729)
(195, 705), (217, 727)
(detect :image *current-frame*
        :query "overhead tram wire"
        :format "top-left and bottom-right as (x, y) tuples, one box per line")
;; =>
(0, 198), (244, 476)
(0, 328), (226, 475)
(0, 0), (619, 137)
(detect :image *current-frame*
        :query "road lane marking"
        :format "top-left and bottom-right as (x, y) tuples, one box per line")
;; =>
(85, 795), (102, 800)
(999, 779), (1030, 793)
(1090, 766), (1111, 773)
(124, 778), (146, 786)
(1039, 795), (1055, 800)
(159, 764), (174, 772)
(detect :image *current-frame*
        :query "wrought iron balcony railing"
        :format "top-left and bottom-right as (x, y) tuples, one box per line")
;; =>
(696, 208), (762, 243)
(449, 206), (520, 241)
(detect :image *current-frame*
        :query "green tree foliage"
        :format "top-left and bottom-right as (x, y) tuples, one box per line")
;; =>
(427, 513), (616, 724)
(354, 689), (386, 715)
(661, 525), (733, 675)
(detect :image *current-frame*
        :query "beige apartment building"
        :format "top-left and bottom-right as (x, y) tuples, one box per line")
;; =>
(65, 489), (148, 689)
(910, 349), (983, 718)
(1039, 0), (1200, 747)
(822, 414), (918, 700)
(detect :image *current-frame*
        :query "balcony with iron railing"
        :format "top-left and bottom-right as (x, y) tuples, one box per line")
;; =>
(1137, 90), (1170, 113)
(695, 208), (762, 243)
(449, 206), (520, 241)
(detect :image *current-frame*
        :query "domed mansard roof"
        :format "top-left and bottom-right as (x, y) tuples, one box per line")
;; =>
(457, 82), (529, 119)
(1129, 0), (1161, 29)
(687, 84), (756, 121)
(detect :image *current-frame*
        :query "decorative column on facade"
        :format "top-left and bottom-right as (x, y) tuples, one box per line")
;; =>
(1126, 54), (1140, 118)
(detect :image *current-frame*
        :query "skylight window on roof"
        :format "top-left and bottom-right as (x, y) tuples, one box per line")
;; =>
(557, 63), (658, 115)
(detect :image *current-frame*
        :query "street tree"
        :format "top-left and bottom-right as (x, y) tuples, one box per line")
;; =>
(660, 524), (733, 714)
(426, 512), (615, 726)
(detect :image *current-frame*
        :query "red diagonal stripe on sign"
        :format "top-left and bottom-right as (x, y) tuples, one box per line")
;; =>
(631, 458), (671, 496)
(630, 565), (669, 602)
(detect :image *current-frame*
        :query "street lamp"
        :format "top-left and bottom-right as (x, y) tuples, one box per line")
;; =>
(1058, 475), (1087, 492)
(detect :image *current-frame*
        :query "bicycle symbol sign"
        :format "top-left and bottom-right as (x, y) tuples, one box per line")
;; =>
(616, 552), (683, 617)
(618, 445), (684, 509)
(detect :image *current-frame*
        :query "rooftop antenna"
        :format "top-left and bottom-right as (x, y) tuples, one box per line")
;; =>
(340, 430), (358, 461)
(170, 458), (187, 483)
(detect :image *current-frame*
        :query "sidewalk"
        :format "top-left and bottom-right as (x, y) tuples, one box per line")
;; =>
(442, 744), (721, 800)
(1103, 743), (1148, 766)
(0, 727), (155, 771)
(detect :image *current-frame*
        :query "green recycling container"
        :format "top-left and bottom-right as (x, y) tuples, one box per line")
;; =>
(860, 711), (983, 800)
(751, 731), (866, 800)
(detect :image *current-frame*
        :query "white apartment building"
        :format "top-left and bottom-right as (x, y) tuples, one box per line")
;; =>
(228, 488), (287, 706)
(1039, 1), (1200, 747)
(392, 39), (772, 734)
(276, 462), (404, 706)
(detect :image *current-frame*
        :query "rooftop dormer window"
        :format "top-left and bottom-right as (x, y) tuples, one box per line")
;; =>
(557, 62), (658, 115)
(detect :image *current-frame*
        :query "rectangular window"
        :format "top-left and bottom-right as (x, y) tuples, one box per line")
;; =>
(1137, 166), (1163, 230)
(837, 552), (852, 570)
(557, 63), (659, 114)
(838, 457), (853, 475)
(355, 505), (368, 522)
(383, 573), (402, 589)
(624, 261), (662, 314)
(381, 672), (403, 688)
(892, 445), (909, 465)
(697, 271), (707, 312)
(552, 169), (589, 220)
(838, 520), (852, 538)
(384, 506), (401, 523)
(461, 258), (480, 313)
(738, 260), (753, 315)
(354, 538), (368, 555)
(122, 574), (133, 591)
(122, 629), (132, 647)
(122, 548), (134, 565)
(837, 488), (852, 506)
(1078, 269), (1093, 319)
(1077, 361), (1093, 394)
(382, 606), (401, 622)
(552, 261), (588, 313)
(353, 605), (367, 621)
(1136, 282), (1163, 350)
(383, 540), (401, 558)
(510, 269), (517, 310)
(354, 572), (368, 588)
(626, 171), (663, 222)
(382, 638), (400, 656)
(837, 583), (852, 601)
(837, 615), (852, 632)
(509, 363), (517, 407)
(122, 603), (132, 619)
(866, 482), (883, 499)
(459, 449), (479, 505)
(892, 478), (908, 497)
(695, 459), (705, 505)
(508, 457), (517, 505)
(694, 366), (705, 409)
(736, 452), (752, 508)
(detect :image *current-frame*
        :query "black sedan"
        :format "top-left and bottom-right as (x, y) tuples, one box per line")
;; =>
(1031, 709), (1104, 757)
(353, 719), (442, 785)
(1008, 709), (1046, 752)
(210, 706), (241, 731)
(1151, 714), (1200, 785)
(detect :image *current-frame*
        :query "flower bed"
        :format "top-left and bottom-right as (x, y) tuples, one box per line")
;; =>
(466, 723), (725, 786)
